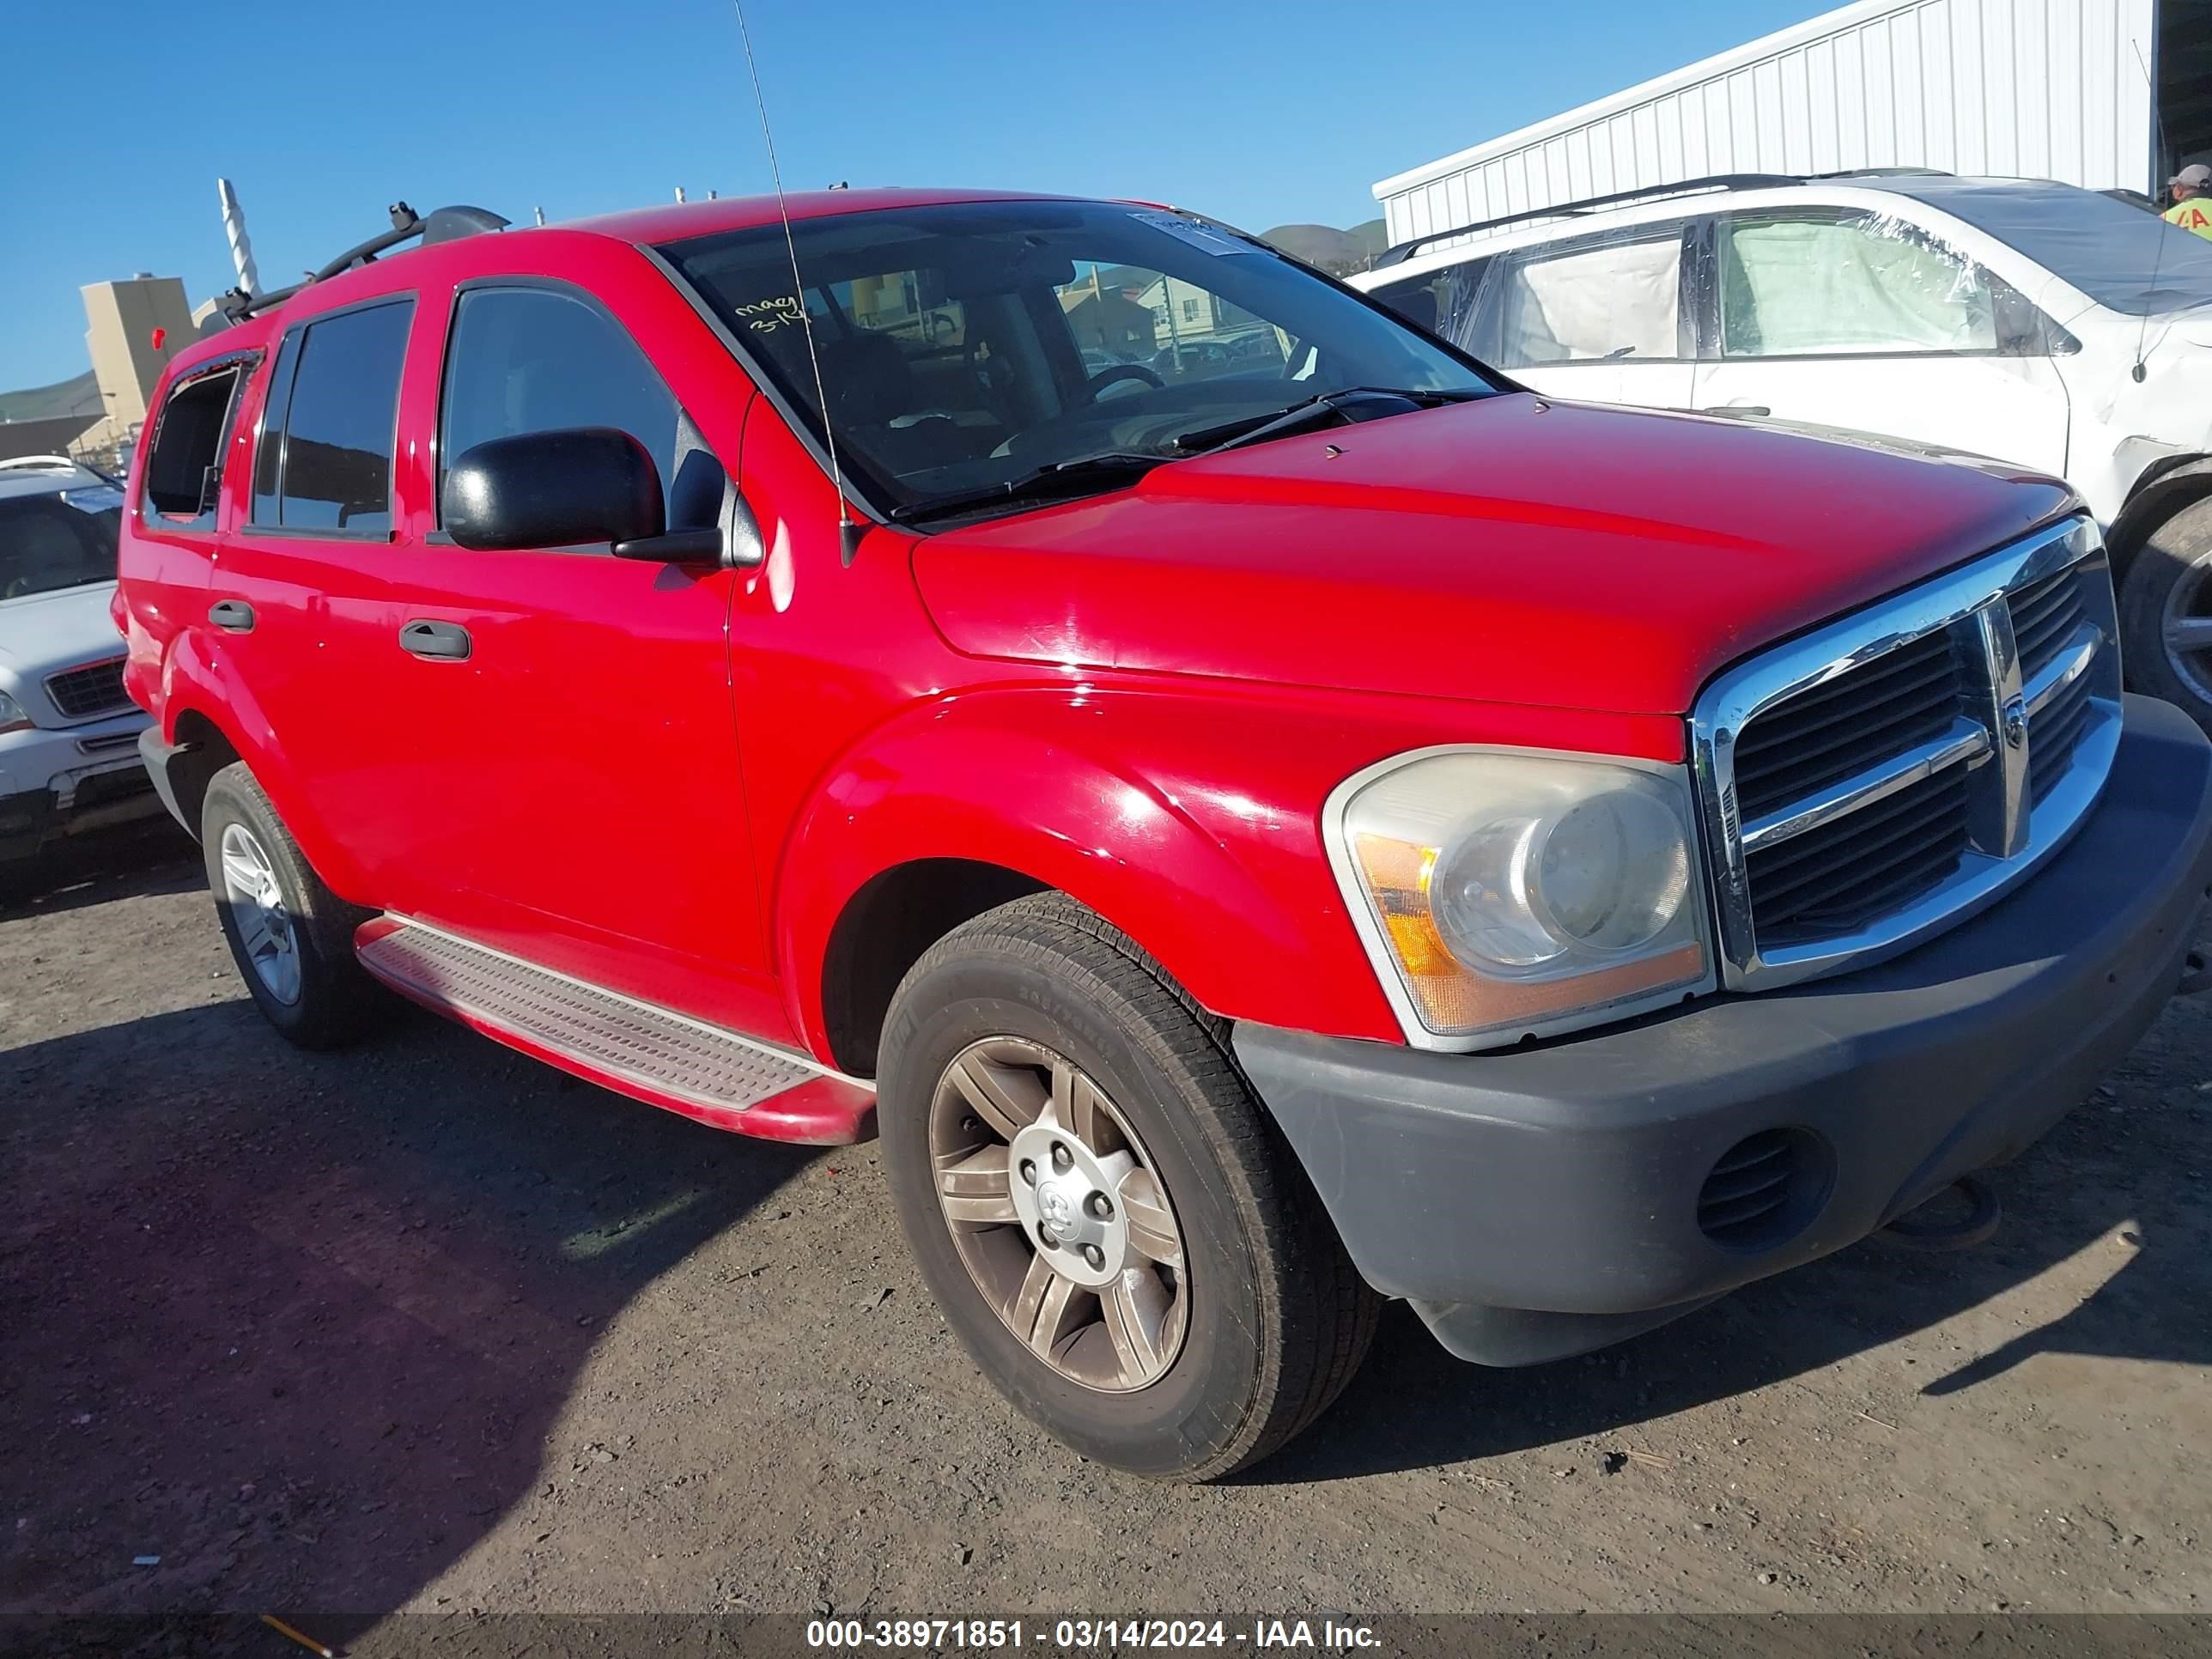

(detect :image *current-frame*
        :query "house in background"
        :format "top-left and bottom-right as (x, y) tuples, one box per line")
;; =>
(1060, 268), (1158, 362)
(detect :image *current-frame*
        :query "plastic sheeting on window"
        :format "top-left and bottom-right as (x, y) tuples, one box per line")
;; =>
(1498, 235), (1680, 368)
(1717, 214), (1996, 357)
(1882, 176), (2212, 318)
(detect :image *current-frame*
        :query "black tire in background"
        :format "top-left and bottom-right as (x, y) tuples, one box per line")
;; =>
(200, 762), (391, 1049)
(878, 891), (1379, 1481)
(2119, 495), (2212, 738)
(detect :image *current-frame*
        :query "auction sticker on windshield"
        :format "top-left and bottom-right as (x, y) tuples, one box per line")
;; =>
(1128, 211), (1252, 257)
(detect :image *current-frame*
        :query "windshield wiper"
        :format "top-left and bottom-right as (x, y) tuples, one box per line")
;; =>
(1173, 386), (1483, 456)
(890, 452), (1168, 525)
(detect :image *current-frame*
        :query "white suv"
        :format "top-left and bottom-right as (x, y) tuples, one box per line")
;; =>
(1354, 172), (2212, 730)
(0, 456), (161, 894)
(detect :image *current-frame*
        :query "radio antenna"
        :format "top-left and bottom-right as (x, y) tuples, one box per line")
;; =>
(2131, 38), (2169, 384)
(731, 0), (864, 565)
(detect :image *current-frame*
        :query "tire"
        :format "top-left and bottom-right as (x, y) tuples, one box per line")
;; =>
(201, 762), (390, 1049)
(2118, 494), (2212, 737)
(878, 891), (1379, 1480)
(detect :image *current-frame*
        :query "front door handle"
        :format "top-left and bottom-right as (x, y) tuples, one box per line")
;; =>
(398, 618), (472, 661)
(209, 599), (255, 633)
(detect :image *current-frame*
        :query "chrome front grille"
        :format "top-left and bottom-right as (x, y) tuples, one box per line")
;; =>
(1729, 629), (1959, 819)
(45, 656), (131, 721)
(1692, 518), (2121, 990)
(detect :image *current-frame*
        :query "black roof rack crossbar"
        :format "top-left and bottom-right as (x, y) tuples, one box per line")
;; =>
(1374, 173), (1803, 269)
(1372, 166), (1960, 270)
(219, 201), (510, 320)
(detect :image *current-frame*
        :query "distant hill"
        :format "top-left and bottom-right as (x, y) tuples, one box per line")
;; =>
(1259, 222), (1383, 277)
(0, 368), (100, 427)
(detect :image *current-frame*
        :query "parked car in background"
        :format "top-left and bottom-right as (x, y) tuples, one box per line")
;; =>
(1358, 172), (2212, 733)
(0, 456), (161, 896)
(118, 187), (2212, 1480)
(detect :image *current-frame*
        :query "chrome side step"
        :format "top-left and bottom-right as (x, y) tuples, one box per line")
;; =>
(356, 917), (874, 1145)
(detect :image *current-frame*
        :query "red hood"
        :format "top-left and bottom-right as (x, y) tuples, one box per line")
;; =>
(910, 395), (2075, 716)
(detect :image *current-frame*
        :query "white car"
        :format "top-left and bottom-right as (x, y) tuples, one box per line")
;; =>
(0, 456), (162, 894)
(1355, 172), (2212, 730)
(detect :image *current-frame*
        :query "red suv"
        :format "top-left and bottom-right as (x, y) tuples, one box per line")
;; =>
(118, 188), (2212, 1480)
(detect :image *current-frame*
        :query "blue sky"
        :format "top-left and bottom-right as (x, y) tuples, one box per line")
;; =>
(3, 0), (1818, 391)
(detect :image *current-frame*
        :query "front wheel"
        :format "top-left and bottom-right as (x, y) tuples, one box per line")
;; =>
(878, 893), (1378, 1480)
(2119, 495), (2212, 737)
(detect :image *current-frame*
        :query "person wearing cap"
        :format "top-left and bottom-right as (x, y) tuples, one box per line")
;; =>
(2166, 165), (2212, 240)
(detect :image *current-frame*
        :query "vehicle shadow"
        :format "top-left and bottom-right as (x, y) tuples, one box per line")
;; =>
(0, 821), (201, 920)
(0, 989), (814, 1632)
(1254, 995), (2212, 1485)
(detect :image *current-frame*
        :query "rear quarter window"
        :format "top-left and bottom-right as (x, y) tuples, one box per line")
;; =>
(141, 361), (252, 530)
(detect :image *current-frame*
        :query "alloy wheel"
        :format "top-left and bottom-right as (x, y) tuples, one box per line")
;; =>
(927, 1036), (1188, 1391)
(2161, 550), (2212, 704)
(218, 821), (302, 1006)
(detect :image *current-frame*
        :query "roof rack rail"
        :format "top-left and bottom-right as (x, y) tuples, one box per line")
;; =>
(1373, 166), (1962, 269)
(1373, 174), (1802, 269)
(1814, 165), (1954, 179)
(218, 201), (510, 321)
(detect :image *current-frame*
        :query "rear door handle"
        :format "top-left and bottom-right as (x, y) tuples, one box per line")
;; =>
(398, 618), (472, 661)
(209, 599), (255, 633)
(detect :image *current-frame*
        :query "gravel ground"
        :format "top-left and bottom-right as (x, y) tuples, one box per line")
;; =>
(3, 831), (2209, 1644)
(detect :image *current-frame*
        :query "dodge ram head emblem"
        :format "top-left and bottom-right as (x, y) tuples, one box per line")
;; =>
(1036, 1185), (1079, 1238)
(2002, 695), (2028, 750)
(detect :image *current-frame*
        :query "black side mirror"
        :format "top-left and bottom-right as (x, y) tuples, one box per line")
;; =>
(443, 428), (665, 551)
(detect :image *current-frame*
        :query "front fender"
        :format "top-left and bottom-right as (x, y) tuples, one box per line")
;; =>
(2111, 453), (2212, 585)
(775, 684), (1416, 1055)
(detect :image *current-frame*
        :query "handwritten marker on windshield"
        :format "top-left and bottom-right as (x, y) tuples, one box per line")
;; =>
(259, 1613), (336, 1658)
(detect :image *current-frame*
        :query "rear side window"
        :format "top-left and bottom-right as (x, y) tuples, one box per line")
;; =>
(440, 286), (680, 520)
(1491, 228), (1686, 368)
(251, 299), (414, 535)
(142, 363), (248, 528)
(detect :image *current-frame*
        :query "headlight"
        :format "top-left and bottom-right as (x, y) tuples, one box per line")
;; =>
(0, 690), (30, 734)
(1326, 749), (1713, 1049)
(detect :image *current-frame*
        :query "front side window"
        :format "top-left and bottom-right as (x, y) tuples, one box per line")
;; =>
(661, 198), (1489, 521)
(252, 299), (414, 534)
(1718, 213), (1997, 357)
(440, 286), (682, 520)
(1491, 230), (1684, 368)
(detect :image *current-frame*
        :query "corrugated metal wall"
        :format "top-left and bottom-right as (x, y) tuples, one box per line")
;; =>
(1376, 0), (2158, 248)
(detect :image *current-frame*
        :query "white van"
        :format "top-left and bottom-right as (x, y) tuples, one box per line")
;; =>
(1353, 173), (2212, 730)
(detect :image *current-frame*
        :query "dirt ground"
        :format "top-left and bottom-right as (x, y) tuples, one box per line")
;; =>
(3, 829), (2210, 1644)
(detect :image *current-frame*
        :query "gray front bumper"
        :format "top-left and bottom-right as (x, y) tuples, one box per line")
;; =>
(1236, 693), (2212, 1366)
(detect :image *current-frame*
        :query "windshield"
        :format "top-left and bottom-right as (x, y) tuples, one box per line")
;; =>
(661, 199), (1492, 520)
(0, 485), (123, 600)
(1894, 179), (2212, 316)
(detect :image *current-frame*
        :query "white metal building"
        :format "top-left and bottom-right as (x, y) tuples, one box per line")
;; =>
(1372, 0), (2211, 249)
